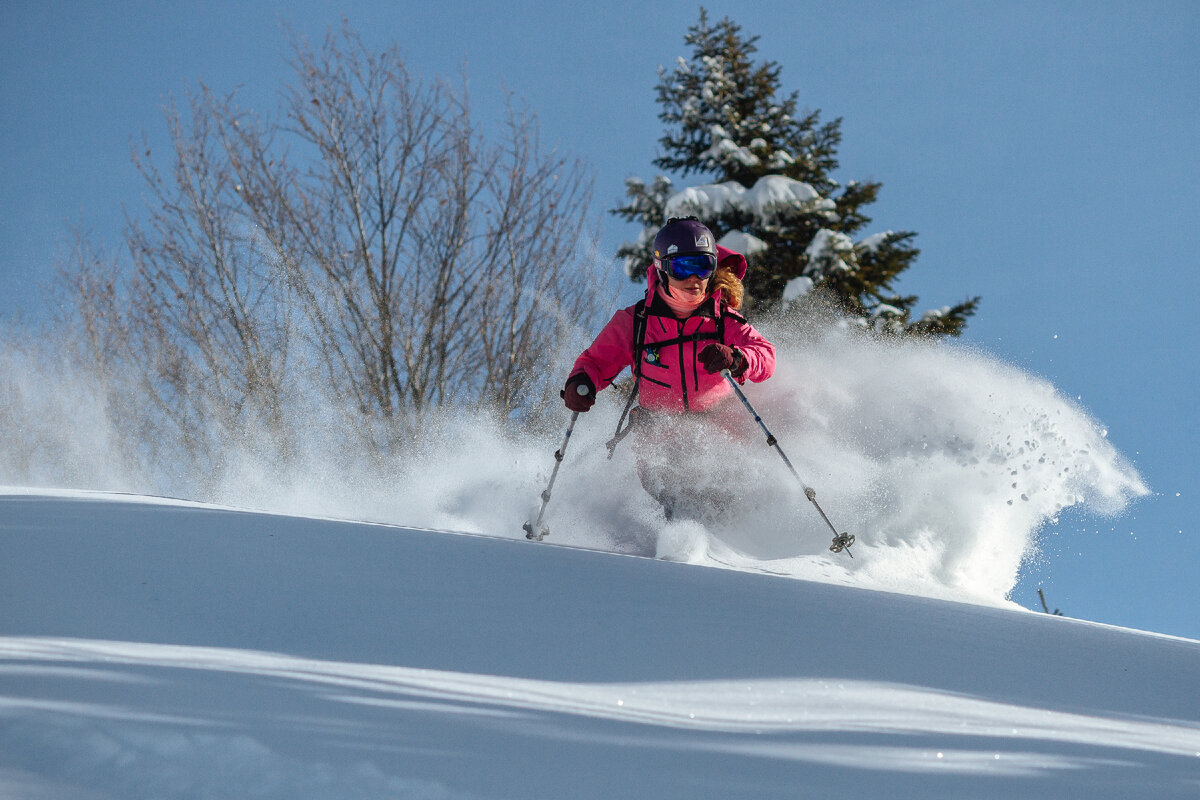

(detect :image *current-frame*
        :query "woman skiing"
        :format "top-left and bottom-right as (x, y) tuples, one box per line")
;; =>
(563, 217), (776, 523)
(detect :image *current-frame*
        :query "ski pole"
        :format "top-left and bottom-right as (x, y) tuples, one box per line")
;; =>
(720, 370), (855, 557)
(523, 383), (590, 542)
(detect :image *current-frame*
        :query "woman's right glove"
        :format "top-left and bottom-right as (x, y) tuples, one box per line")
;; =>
(561, 373), (596, 412)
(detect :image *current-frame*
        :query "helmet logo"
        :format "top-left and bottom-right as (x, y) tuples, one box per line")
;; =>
(696, 234), (712, 250)
(666, 244), (678, 255)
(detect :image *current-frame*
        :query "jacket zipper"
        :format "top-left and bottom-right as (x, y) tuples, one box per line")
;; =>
(691, 330), (700, 391)
(677, 318), (690, 412)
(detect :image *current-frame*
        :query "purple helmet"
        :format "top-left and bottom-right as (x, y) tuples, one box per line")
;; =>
(652, 217), (716, 266)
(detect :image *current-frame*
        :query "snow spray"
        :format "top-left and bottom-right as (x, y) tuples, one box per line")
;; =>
(0, 319), (1147, 608)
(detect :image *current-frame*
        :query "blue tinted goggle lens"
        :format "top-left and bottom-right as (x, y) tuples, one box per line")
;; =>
(667, 254), (716, 280)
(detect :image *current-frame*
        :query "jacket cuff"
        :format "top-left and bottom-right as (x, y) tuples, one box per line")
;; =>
(730, 348), (748, 379)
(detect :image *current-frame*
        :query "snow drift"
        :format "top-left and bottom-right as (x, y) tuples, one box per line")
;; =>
(1, 490), (1196, 799)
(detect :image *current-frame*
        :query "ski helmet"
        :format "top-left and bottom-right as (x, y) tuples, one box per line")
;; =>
(653, 217), (717, 265)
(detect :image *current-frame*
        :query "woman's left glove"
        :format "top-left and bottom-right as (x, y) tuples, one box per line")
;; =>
(699, 343), (746, 377)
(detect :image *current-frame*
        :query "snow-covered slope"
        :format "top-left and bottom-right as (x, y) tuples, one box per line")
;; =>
(2, 489), (1197, 799)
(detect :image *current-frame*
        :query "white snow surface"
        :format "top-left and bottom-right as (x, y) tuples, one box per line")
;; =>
(782, 275), (814, 301)
(805, 228), (856, 271)
(717, 229), (768, 257)
(1, 488), (1198, 799)
(858, 230), (896, 253)
(663, 175), (836, 222)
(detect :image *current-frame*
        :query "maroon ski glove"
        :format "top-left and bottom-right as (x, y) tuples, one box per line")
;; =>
(699, 343), (745, 377)
(562, 373), (596, 412)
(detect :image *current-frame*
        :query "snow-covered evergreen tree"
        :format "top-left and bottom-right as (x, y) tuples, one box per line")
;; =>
(614, 9), (979, 335)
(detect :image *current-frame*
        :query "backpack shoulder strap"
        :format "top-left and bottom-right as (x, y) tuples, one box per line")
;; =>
(630, 298), (648, 375)
(606, 299), (648, 460)
(723, 306), (746, 325)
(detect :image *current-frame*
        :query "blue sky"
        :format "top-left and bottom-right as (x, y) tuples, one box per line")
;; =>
(2, 1), (1197, 638)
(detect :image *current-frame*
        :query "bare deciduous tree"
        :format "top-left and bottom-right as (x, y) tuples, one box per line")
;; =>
(57, 23), (603, 473)
(125, 93), (295, 468)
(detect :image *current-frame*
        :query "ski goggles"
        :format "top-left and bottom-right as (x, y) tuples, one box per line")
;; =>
(664, 253), (717, 280)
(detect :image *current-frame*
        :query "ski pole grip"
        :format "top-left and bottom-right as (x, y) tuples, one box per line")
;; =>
(560, 380), (591, 400)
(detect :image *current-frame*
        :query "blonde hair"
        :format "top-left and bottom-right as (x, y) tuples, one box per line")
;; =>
(708, 263), (744, 310)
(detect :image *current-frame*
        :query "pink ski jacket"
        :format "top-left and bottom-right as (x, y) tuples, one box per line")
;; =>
(570, 245), (775, 414)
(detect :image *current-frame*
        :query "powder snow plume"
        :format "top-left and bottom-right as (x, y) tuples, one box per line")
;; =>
(500, 322), (1146, 606)
(740, 323), (1148, 602)
(1, 321), (1146, 607)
